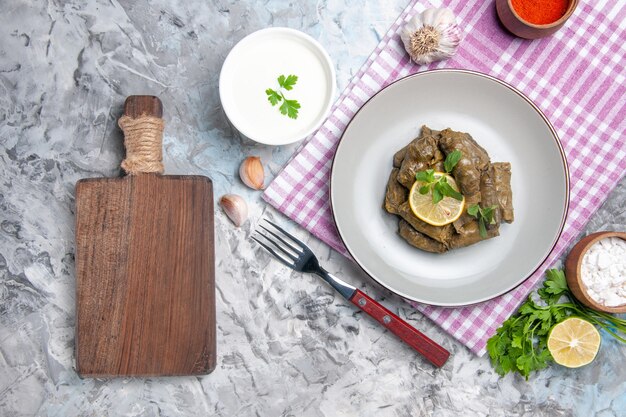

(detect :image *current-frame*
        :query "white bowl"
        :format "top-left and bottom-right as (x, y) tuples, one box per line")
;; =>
(219, 28), (336, 145)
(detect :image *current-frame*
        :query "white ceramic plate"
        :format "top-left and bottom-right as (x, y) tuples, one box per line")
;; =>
(330, 70), (569, 306)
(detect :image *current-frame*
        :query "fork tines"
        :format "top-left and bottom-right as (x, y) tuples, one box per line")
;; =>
(252, 219), (305, 268)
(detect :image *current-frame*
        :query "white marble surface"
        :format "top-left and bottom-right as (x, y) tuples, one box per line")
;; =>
(1, 0), (625, 416)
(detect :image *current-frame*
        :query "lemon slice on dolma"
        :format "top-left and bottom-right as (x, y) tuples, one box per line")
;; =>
(409, 172), (465, 226)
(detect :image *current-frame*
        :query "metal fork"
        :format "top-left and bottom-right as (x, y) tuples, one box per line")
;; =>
(252, 219), (450, 368)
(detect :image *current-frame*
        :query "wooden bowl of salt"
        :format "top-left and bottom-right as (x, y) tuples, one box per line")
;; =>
(496, 0), (579, 39)
(565, 231), (626, 314)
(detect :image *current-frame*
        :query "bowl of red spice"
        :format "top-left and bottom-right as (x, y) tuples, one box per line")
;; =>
(496, 0), (579, 39)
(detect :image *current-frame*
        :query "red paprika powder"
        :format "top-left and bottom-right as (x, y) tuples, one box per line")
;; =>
(511, 0), (569, 25)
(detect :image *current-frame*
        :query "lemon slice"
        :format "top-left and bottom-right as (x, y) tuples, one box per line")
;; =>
(547, 317), (600, 368)
(409, 172), (465, 226)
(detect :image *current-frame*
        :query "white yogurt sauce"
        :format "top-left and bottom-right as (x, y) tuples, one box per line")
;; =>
(580, 237), (626, 307)
(220, 29), (334, 144)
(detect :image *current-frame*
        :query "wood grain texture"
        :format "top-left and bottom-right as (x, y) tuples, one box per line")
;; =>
(75, 174), (215, 377)
(124, 95), (163, 118)
(75, 95), (215, 377)
(350, 290), (450, 367)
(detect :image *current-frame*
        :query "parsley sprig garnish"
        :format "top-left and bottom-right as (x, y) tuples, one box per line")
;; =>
(265, 74), (301, 119)
(487, 269), (626, 380)
(415, 150), (463, 204)
(467, 204), (498, 238)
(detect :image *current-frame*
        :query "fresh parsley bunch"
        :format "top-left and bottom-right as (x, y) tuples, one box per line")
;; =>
(415, 149), (463, 204)
(265, 74), (301, 119)
(487, 269), (626, 379)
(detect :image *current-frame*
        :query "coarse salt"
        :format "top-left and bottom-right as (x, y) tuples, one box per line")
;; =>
(580, 237), (626, 307)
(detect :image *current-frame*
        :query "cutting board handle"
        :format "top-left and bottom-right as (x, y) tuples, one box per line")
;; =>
(119, 95), (165, 175)
(124, 95), (163, 118)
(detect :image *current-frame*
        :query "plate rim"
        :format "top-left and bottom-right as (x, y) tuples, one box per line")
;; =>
(329, 68), (570, 307)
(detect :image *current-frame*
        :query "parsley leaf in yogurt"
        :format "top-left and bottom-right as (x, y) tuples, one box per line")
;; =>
(278, 74), (298, 91)
(279, 98), (301, 119)
(265, 88), (282, 106)
(265, 74), (301, 119)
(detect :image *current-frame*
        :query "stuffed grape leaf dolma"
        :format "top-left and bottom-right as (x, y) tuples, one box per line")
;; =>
(478, 162), (514, 227)
(450, 162), (513, 248)
(449, 219), (500, 249)
(397, 126), (444, 188)
(492, 162), (514, 223)
(452, 163), (512, 248)
(452, 191), (480, 234)
(439, 128), (490, 201)
(397, 202), (453, 245)
(385, 125), (513, 253)
(384, 168), (408, 215)
(398, 220), (447, 253)
(393, 146), (408, 168)
(479, 164), (502, 225)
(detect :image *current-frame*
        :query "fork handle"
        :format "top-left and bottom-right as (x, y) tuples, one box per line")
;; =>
(350, 290), (450, 367)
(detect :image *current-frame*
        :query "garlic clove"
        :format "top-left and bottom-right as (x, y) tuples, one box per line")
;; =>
(400, 7), (462, 65)
(239, 156), (265, 190)
(219, 194), (248, 227)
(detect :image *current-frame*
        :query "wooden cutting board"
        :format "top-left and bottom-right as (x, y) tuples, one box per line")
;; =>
(75, 96), (216, 377)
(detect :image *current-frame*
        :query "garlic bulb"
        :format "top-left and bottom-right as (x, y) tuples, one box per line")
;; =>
(400, 8), (462, 65)
(219, 194), (248, 227)
(239, 156), (265, 190)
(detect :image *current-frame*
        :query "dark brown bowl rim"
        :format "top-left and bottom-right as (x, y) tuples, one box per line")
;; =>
(506, 0), (579, 29)
(329, 68), (570, 307)
(570, 231), (626, 313)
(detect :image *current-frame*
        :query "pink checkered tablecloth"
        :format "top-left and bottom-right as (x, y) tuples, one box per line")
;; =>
(262, 0), (626, 355)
